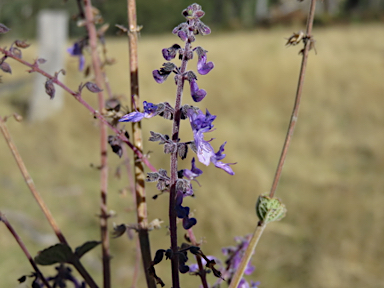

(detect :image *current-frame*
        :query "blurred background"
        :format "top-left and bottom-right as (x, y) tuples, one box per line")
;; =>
(1, 0), (384, 288)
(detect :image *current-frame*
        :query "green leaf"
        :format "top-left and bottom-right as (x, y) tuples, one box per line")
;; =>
(74, 241), (101, 258)
(34, 243), (73, 265)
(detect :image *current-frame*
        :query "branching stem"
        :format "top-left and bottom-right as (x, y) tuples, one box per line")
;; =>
(0, 47), (156, 172)
(0, 212), (52, 288)
(269, 0), (317, 198)
(83, 1), (111, 286)
(0, 115), (99, 288)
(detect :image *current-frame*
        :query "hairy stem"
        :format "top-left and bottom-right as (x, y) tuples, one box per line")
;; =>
(83, 0), (111, 287)
(0, 116), (99, 288)
(187, 229), (209, 288)
(0, 47), (157, 172)
(126, 1), (156, 288)
(0, 212), (52, 288)
(269, 0), (317, 198)
(169, 40), (192, 288)
(227, 222), (266, 288)
(228, 1), (317, 286)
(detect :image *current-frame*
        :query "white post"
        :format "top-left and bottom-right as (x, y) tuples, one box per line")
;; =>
(28, 10), (68, 122)
(255, 0), (269, 22)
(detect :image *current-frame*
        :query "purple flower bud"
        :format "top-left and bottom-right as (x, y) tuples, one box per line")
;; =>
(196, 21), (211, 35)
(162, 44), (181, 61)
(194, 47), (214, 75)
(85, 82), (103, 93)
(108, 135), (123, 158)
(0, 23), (10, 34)
(189, 78), (206, 102)
(45, 79), (55, 99)
(182, 4), (204, 20)
(152, 62), (177, 84)
(183, 158), (203, 181)
(14, 40), (31, 49)
(182, 217), (197, 229)
(10, 47), (22, 59)
(177, 30), (188, 42)
(67, 42), (85, 71)
(0, 61), (12, 74)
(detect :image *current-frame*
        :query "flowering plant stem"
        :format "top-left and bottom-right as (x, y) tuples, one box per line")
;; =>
(83, 1), (111, 287)
(0, 212), (52, 288)
(126, 1), (156, 288)
(269, 0), (317, 198)
(229, 1), (317, 287)
(0, 115), (99, 288)
(169, 40), (191, 288)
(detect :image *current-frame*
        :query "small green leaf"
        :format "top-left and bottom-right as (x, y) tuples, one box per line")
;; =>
(74, 241), (101, 258)
(34, 243), (73, 265)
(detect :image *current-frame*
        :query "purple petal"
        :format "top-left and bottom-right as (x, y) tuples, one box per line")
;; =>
(211, 159), (235, 175)
(79, 55), (85, 71)
(197, 55), (214, 75)
(183, 158), (203, 180)
(177, 30), (188, 41)
(152, 70), (167, 84)
(119, 112), (145, 122)
(182, 217), (197, 229)
(162, 48), (174, 61)
(190, 79), (206, 102)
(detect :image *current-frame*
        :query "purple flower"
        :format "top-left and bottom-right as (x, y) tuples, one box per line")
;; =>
(175, 192), (197, 229)
(187, 109), (235, 175)
(67, 42), (85, 71)
(194, 46), (214, 75)
(183, 158), (203, 181)
(152, 62), (177, 84)
(119, 101), (158, 122)
(162, 44), (181, 61)
(189, 78), (206, 102)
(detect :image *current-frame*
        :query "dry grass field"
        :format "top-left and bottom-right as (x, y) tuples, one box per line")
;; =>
(1, 24), (384, 288)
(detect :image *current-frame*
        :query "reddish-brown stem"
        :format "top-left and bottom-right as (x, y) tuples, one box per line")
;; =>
(0, 212), (52, 288)
(269, 0), (317, 198)
(83, 1), (110, 287)
(121, 145), (141, 288)
(0, 115), (99, 288)
(126, 1), (156, 288)
(168, 40), (191, 288)
(0, 47), (157, 172)
(187, 229), (209, 288)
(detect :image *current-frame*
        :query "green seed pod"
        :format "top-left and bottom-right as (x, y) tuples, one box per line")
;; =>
(256, 194), (287, 224)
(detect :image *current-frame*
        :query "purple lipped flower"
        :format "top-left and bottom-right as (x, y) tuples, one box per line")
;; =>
(162, 44), (181, 61)
(187, 109), (235, 175)
(119, 101), (158, 122)
(194, 46), (214, 75)
(67, 42), (85, 71)
(183, 158), (203, 181)
(189, 78), (206, 102)
(152, 62), (177, 84)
